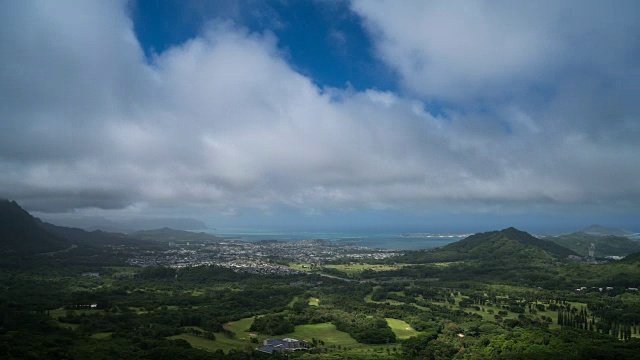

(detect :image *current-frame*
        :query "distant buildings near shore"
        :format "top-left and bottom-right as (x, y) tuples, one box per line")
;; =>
(396, 233), (471, 238)
(257, 338), (311, 354)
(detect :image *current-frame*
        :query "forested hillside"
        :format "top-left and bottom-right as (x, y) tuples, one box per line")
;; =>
(395, 227), (577, 264)
(546, 231), (640, 257)
(0, 199), (70, 255)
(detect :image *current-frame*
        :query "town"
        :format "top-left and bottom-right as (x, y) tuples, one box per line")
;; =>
(125, 238), (402, 274)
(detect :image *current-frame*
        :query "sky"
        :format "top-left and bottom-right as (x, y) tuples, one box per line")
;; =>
(1, 0), (639, 233)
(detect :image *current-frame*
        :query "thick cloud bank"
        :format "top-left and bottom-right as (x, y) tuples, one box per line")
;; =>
(1, 1), (639, 219)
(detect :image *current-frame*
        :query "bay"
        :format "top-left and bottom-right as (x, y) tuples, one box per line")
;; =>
(198, 228), (466, 250)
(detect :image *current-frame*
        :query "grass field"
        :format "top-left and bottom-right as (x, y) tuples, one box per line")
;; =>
(288, 263), (314, 271)
(169, 333), (244, 353)
(386, 318), (419, 340)
(176, 320), (363, 353)
(224, 317), (255, 338)
(364, 290), (587, 332)
(283, 323), (360, 347)
(321, 264), (410, 276)
(106, 266), (140, 277)
(309, 297), (320, 306)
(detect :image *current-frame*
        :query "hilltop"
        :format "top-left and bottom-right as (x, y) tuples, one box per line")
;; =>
(397, 227), (577, 263)
(0, 199), (71, 255)
(446, 227), (577, 258)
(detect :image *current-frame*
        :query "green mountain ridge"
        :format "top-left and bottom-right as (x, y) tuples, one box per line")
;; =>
(620, 251), (640, 263)
(443, 227), (578, 259)
(0, 199), (71, 255)
(38, 220), (154, 247)
(131, 227), (224, 242)
(545, 231), (640, 257)
(397, 227), (578, 263)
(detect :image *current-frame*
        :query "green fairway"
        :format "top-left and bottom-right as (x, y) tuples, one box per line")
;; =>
(288, 263), (314, 271)
(171, 323), (262, 353)
(386, 318), (419, 340)
(168, 333), (242, 353)
(171, 323), (362, 353)
(107, 266), (140, 277)
(322, 263), (411, 276)
(309, 297), (320, 306)
(282, 323), (360, 347)
(224, 317), (255, 337)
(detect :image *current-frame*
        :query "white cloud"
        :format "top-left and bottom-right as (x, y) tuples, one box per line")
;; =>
(351, 0), (640, 102)
(0, 0), (639, 221)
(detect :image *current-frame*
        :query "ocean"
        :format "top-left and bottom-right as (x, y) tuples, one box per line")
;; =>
(199, 228), (467, 250)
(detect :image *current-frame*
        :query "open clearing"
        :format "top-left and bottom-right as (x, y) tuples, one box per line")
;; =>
(386, 318), (419, 340)
(174, 321), (361, 353)
(168, 334), (235, 353)
(283, 323), (360, 347)
(224, 317), (254, 337)
(309, 297), (320, 306)
(321, 263), (411, 276)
